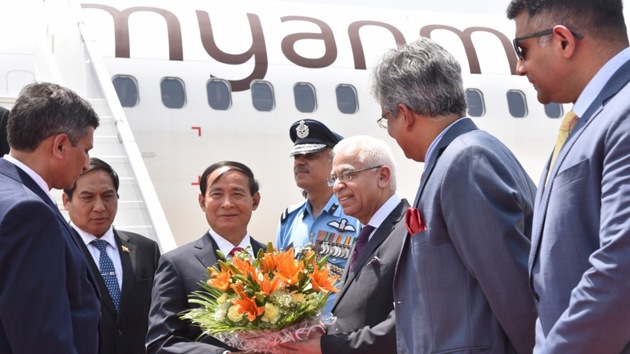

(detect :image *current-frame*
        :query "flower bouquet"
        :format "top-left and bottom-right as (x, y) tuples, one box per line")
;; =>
(180, 243), (339, 353)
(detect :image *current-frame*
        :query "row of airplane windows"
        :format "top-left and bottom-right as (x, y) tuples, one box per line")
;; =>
(112, 75), (564, 119)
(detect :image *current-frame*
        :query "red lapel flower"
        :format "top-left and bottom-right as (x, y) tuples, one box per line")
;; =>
(405, 207), (427, 235)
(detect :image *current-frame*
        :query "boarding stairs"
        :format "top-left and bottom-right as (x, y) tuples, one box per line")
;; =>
(0, 0), (176, 252)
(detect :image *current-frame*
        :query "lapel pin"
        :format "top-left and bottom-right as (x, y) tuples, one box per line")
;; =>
(122, 245), (130, 253)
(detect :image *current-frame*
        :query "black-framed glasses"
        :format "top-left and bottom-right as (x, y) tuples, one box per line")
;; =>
(513, 28), (584, 60)
(377, 112), (390, 129)
(326, 165), (383, 187)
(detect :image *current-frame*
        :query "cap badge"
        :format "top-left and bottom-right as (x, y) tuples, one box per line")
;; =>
(296, 120), (309, 139)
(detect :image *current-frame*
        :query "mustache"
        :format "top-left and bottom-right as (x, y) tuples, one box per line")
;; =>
(295, 166), (309, 174)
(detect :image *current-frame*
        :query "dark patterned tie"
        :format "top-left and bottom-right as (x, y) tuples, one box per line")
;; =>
(92, 239), (121, 312)
(352, 225), (375, 270)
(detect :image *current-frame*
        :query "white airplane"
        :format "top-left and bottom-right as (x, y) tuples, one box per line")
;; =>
(2, 0), (599, 251)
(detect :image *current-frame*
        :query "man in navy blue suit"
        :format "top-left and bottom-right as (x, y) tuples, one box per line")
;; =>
(0, 82), (101, 354)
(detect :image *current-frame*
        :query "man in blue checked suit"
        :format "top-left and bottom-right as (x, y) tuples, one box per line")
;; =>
(508, 0), (630, 352)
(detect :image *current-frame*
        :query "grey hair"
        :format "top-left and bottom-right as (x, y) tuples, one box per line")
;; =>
(371, 37), (466, 119)
(332, 135), (397, 191)
(7, 82), (99, 152)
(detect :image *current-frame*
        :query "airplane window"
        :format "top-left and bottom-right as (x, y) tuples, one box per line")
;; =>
(465, 88), (485, 117)
(112, 75), (139, 107)
(294, 83), (317, 113)
(544, 103), (563, 118)
(336, 84), (358, 114)
(207, 79), (231, 110)
(506, 90), (528, 118)
(161, 77), (186, 109)
(251, 80), (275, 112)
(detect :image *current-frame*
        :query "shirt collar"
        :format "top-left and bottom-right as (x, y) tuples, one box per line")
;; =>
(303, 194), (341, 218)
(424, 117), (467, 168)
(3, 154), (55, 203)
(365, 194), (401, 228)
(71, 222), (116, 248)
(208, 229), (254, 258)
(573, 47), (630, 117)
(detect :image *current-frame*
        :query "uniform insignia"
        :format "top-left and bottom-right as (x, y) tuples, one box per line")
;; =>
(327, 218), (356, 232)
(280, 207), (289, 222)
(296, 120), (309, 138)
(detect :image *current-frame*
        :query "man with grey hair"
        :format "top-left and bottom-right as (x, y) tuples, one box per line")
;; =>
(373, 37), (537, 353)
(507, 1), (630, 352)
(0, 82), (101, 354)
(280, 135), (407, 354)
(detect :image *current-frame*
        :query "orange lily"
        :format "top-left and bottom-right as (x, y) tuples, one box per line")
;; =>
(308, 265), (339, 294)
(231, 284), (265, 321)
(207, 266), (233, 291)
(232, 256), (260, 285)
(273, 248), (304, 286)
(259, 252), (278, 273)
(260, 273), (282, 296)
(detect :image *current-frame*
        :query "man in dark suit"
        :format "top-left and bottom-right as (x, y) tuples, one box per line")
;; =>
(63, 157), (161, 354)
(508, 1), (630, 352)
(0, 82), (101, 354)
(146, 161), (266, 354)
(0, 106), (9, 155)
(281, 135), (407, 353)
(371, 38), (537, 353)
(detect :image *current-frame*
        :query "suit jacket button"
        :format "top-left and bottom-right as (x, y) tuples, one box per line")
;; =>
(117, 329), (123, 336)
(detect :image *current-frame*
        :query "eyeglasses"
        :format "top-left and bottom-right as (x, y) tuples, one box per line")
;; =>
(377, 112), (390, 129)
(326, 165), (382, 187)
(512, 28), (584, 60)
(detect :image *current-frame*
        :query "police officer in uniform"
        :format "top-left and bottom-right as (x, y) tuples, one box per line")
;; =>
(276, 119), (360, 314)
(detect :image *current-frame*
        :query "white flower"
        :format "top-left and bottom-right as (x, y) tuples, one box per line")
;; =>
(227, 305), (244, 322)
(261, 303), (281, 324)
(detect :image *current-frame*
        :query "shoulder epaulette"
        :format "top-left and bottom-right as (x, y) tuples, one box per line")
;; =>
(279, 202), (304, 223)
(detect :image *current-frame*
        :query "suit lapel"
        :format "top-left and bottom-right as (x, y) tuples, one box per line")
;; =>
(116, 230), (135, 319)
(413, 118), (479, 207)
(332, 200), (407, 312)
(530, 58), (630, 274)
(70, 228), (115, 314)
(6, 161), (103, 300)
(195, 233), (220, 269)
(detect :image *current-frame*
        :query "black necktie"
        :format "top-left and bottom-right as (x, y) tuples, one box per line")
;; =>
(352, 225), (375, 269)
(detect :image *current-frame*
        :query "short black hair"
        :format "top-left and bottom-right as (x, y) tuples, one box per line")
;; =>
(506, 0), (627, 44)
(64, 157), (120, 200)
(199, 161), (259, 196)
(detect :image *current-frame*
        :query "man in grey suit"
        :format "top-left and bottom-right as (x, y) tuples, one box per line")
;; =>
(280, 135), (407, 353)
(146, 161), (265, 354)
(63, 157), (161, 354)
(508, 1), (630, 352)
(372, 38), (537, 353)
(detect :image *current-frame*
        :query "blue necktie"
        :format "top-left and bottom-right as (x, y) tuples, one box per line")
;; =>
(92, 239), (121, 312)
